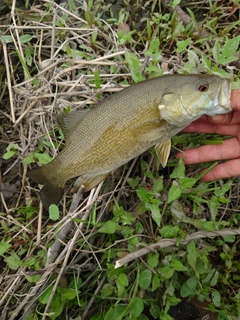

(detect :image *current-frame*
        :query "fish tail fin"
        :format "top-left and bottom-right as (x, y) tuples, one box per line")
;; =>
(28, 166), (63, 210)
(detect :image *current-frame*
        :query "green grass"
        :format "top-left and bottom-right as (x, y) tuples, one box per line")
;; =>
(0, 0), (240, 319)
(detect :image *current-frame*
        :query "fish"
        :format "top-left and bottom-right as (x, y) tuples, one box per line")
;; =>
(28, 74), (232, 209)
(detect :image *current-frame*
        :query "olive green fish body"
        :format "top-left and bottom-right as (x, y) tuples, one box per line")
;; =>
(28, 74), (232, 209)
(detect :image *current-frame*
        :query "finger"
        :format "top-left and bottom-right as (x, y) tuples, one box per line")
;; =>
(208, 111), (240, 125)
(231, 89), (240, 111)
(176, 137), (240, 163)
(204, 89), (240, 124)
(183, 118), (240, 136)
(201, 158), (240, 181)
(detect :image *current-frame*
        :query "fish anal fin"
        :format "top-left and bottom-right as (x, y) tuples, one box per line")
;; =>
(28, 167), (47, 184)
(40, 184), (63, 210)
(73, 172), (111, 193)
(155, 139), (171, 168)
(57, 109), (90, 139)
(28, 166), (63, 210)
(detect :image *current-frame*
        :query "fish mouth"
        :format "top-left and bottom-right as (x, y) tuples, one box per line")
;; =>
(216, 79), (232, 112)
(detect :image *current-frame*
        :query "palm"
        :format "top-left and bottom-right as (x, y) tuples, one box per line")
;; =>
(176, 90), (240, 181)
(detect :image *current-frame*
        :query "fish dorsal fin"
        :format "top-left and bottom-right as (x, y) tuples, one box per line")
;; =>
(135, 120), (167, 143)
(155, 139), (171, 168)
(57, 109), (90, 140)
(72, 172), (111, 193)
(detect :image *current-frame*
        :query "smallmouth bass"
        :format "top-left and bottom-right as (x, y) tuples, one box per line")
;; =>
(28, 74), (232, 209)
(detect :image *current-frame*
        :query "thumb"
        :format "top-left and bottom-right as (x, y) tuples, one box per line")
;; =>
(231, 89), (240, 111)
(206, 112), (233, 124)
(206, 89), (240, 124)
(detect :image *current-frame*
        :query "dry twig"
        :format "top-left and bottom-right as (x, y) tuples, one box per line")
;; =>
(115, 228), (240, 268)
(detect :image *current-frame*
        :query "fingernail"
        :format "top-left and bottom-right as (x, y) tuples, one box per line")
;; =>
(207, 114), (229, 124)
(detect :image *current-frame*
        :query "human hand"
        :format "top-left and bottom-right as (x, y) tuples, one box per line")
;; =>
(176, 89), (240, 181)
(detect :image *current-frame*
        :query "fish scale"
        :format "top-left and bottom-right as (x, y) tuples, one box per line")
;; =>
(28, 74), (232, 209)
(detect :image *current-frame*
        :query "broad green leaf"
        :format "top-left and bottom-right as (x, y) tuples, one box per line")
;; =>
(101, 283), (114, 297)
(2, 143), (18, 160)
(68, 0), (77, 12)
(136, 186), (152, 203)
(39, 285), (54, 304)
(186, 275), (198, 290)
(212, 41), (221, 63)
(117, 273), (129, 287)
(150, 304), (160, 319)
(212, 290), (221, 307)
(211, 271), (219, 287)
(170, 159), (185, 179)
(149, 37), (160, 53)
(49, 293), (64, 320)
(0, 242), (11, 255)
(170, 0), (181, 8)
(98, 220), (120, 234)
(170, 259), (188, 272)
(159, 225), (179, 238)
(19, 34), (32, 44)
(208, 196), (219, 219)
(148, 202), (161, 227)
(0, 35), (13, 42)
(127, 177), (139, 189)
(180, 282), (195, 297)
(147, 252), (159, 269)
(176, 38), (191, 53)
(179, 177), (197, 189)
(125, 51), (145, 83)
(223, 235), (235, 243)
(187, 241), (198, 271)
(213, 37), (240, 64)
(157, 267), (174, 280)
(168, 296), (181, 304)
(35, 152), (53, 165)
(58, 287), (78, 300)
(188, 50), (201, 67)
(130, 297), (144, 318)
(49, 204), (60, 220)
(159, 313), (172, 320)
(25, 274), (41, 283)
(105, 304), (127, 320)
(168, 181), (182, 203)
(202, 268), (215, 284)
(23, 152), (53, 165)
(2, 150), (16, 160)
(170, 200), (186, 219)
(116, 281), (127, 298)
(222, 36), (240, 61)
(22, 154), (35, 164)
(139, 269), (152, 289)
(113, 204), (135, 224)
(152, 177), (164, 193)
(152, 273), (161, 292)
(138, 314), (149, 320)
(4, 251), (21, 270)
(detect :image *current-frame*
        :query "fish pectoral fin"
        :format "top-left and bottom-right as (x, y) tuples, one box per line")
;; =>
(155, 139), (171, 168)
(135, 120), (167, 143)
(57, 109), (90, 139)
(72, 172), (111, 193)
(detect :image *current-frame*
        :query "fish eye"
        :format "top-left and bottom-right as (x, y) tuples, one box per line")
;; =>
(197, 81), (209, 92)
